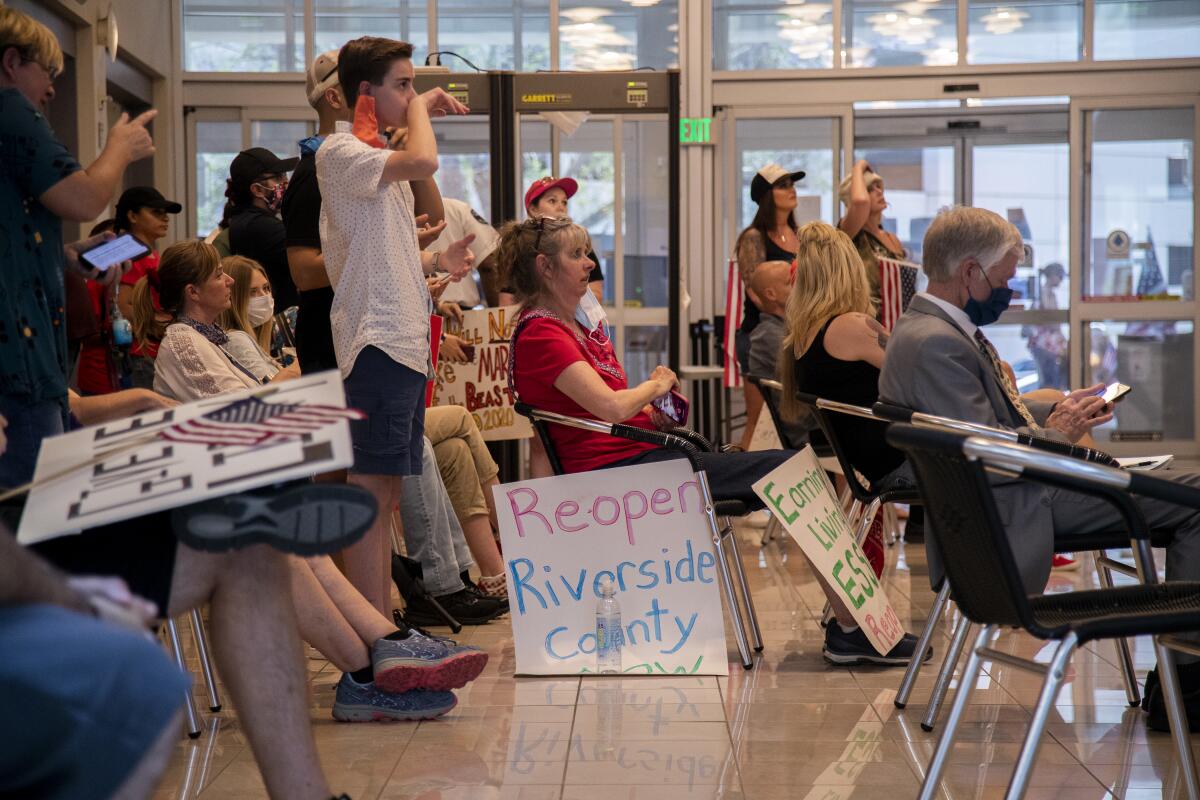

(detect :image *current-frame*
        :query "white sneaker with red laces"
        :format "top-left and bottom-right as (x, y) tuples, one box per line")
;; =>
(1051, 554), (1081, 571)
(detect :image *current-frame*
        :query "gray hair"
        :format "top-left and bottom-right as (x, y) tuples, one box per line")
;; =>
(922, 206), (1023, 283)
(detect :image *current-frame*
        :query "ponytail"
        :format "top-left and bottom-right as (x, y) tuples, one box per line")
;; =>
(130, 276), (166, 351)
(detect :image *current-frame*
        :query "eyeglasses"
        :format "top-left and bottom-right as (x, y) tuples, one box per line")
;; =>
(529, 216), (548, 252)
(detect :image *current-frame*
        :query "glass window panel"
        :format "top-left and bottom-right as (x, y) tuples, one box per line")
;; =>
(1095, 0), (1200, 61)
(438, 1), (550, 71)
(972, 142), (1070, 307)
(434, 119), (493, 219)
(183, 0), (304, 72)
(623, 326), (669, 387)
(853, 145), (955, 264)
(560, 122), (616, 303)
(735, 117), (838, 233)
(623, 119), (670, 309)
(312, 1), (427, 61)
(250, 120), (310, 162)
(986, 322), (1071, 392)
(1084, 108), (1193, 301)
(519, 119), (552, 213)
(194, 121), (241, 237)
(1087, 320), (1194, 443)
(560, 0), (679, 71)
(714, 0), (834, 70)
(967, 0), (1081, 64)
(842, 0), (958, 68)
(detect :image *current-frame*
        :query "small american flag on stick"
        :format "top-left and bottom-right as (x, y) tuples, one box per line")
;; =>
(158, 397), (365, 447)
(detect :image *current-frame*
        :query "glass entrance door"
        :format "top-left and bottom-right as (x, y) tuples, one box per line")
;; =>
(855, 108), (1070, 393)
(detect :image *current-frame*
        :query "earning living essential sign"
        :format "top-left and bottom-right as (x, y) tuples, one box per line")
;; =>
(17, 371), (355, 545)
(494, 460), (730, 676)
(752, 447), (904, 655)
(432, 305), (531, 440)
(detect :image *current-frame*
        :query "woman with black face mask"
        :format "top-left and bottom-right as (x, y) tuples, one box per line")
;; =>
(222, 147), (301, 312)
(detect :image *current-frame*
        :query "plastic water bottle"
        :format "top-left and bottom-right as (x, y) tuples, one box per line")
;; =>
(595, 576), (623, 674)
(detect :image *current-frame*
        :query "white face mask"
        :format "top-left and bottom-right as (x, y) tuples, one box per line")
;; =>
(574, 289), (610, 339)
(247, 294), (275, 326)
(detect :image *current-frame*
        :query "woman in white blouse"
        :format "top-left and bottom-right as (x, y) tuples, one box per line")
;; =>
(135, 240), (272, 402)
(218, 255), (301, 382)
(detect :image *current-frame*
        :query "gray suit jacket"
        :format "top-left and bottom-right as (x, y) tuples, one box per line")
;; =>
(879, 295), (1058, 592)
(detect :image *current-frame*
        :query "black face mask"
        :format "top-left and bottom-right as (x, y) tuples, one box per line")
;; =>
(963, 265), (1013, 326)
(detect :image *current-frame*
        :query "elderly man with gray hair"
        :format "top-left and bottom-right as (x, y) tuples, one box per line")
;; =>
(879, 205), (1200, 732)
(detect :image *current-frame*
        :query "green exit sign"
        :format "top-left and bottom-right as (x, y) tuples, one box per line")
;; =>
(680, 117), (716, 146)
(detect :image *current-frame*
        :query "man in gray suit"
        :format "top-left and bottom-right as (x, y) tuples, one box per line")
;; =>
(879, 206), (1200, 730)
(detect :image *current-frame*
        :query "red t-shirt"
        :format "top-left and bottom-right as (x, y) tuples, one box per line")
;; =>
(512, 315), (657, 473)
(121, 251), (161, 358)
(76, 280), (115, 394)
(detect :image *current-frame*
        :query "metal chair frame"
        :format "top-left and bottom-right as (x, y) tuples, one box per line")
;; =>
(515, 402), (763, 670)
(873, 401), (1150, 721)
(887, 425), (1200, 800)
(164, 608), (222, 739)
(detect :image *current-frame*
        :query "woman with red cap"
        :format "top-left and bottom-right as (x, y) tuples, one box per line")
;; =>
(499, 176), (604, 305)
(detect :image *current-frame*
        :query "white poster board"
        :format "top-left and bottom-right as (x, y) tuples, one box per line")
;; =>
(752, 447), (904, 655)
(494, 460), (729, 676)
(432, 305), (532, 440)
(18, 371), (355, 545)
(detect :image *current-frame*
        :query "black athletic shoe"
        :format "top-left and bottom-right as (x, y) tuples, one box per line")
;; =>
(172, 484), (376, 556)
(1144, 667), (1200, 732)
(460, 571), (510, 614)
(405, 588), (506, 627)
(823, 625), (932, 667)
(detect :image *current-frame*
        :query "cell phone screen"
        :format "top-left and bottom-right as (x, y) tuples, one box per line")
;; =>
(652, 390), (690, 426)
(80, 233), (151, 272)
(1101, 383), (1132, 404)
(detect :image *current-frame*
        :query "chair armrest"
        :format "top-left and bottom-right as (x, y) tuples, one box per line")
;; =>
(872, 401), (912, 423)
(515, 402), (704, 472)
(1016, 434), (1120, 468)
(662, 426), (718, 453)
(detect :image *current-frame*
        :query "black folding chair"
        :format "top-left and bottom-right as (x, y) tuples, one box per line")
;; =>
(515, 402), (763, 670)
(887, 423), (1200, 800)
(874, 400), (1165, 714)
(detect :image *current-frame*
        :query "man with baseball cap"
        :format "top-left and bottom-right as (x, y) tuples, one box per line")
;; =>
(225, 146), (301, 310)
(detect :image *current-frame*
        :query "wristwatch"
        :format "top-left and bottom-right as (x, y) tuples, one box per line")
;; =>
(431, 251), (441, 271)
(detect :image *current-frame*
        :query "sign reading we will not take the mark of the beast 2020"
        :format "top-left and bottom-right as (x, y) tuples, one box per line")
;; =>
(431, 305), (531, 441)
(494, 459), (730, 676)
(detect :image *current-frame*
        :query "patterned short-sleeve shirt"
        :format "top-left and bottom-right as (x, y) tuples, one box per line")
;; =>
(315, 121), (431, 378)
(0, 88), (82, 404)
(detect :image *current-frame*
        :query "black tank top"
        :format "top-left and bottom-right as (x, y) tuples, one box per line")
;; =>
(794, 319), (904, 484)
(740, 233), (796, 334)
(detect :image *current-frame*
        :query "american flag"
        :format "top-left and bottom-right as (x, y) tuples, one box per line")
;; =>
(722, 257), (743, 388)
(158, 397), (364, 447)
(878, 257), (920, 331)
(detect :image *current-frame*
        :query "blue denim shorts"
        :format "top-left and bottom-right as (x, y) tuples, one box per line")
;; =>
(343, 346), (426, 476)
(0, 604), (188, 799)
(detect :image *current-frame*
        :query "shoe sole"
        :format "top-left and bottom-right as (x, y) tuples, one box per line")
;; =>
(822, 647), (934, 667)
(332, 695), (457, 722)
(173, 485), (376, 556)
(374, 650), (489, 694)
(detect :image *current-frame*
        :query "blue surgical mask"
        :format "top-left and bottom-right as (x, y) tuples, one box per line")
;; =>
(963, 266), (1013, 326)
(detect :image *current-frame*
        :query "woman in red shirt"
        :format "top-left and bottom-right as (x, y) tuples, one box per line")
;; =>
(114, 187), (181, 388)
(500, 215), (923, 667)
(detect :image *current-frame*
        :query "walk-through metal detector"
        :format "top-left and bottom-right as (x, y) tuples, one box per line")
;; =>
(416, 70), (681, 371)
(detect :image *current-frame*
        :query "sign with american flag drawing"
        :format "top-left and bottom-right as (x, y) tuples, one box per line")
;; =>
(17, 371), (359, 546)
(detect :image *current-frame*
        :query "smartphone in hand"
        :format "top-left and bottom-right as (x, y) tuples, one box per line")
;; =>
(79, 233), (151, 272)
(651, 390), (690, 427)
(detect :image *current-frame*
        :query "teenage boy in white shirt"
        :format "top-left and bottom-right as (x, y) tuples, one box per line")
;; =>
(316, 36), (474, 613)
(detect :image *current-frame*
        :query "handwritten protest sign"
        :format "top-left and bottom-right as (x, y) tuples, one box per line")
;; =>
(432, 305), (531, 440)
(752, 447), (904, 655)
(18, 371), (355, 545)
(494, 460), (729, 676)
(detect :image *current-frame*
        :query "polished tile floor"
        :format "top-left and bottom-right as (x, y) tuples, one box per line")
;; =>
(152, 521), (1199, 800)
